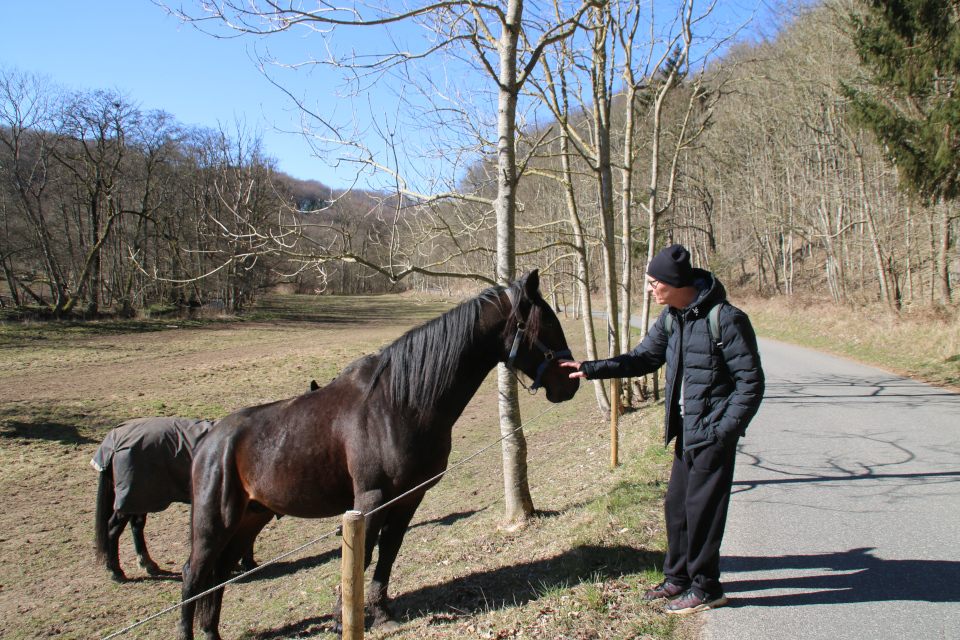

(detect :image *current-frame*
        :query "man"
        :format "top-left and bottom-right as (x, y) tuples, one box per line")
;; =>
(560, 244), (764, 614)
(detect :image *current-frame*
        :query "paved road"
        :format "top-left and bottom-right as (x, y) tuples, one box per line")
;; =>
(703, 338), (960, 640)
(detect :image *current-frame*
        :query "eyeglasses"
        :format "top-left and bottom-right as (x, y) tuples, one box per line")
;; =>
(647, 278), (661, 289)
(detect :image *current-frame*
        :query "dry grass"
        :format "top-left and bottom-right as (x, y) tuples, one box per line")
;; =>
(736, 295), (960, 391)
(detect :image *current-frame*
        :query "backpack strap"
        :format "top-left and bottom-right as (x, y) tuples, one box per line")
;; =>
(707, 302), (723, 347)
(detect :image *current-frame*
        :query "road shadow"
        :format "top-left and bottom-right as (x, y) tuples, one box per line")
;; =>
(761, 375), (960, 412)
(732, 469), (960, 494)
(720, 548), (960, 607)
(730, 433), (960, 499)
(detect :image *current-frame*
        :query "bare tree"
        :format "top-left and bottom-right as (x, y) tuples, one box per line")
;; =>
(164, 0), (597, 527)
(52, 90), (140, 314)
(0, 66), (71, 312)
(524, 0), (722, 412)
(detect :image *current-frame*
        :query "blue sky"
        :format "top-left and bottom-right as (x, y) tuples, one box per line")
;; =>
(0, 0), (342, 184)
(1, 0), (772, 190)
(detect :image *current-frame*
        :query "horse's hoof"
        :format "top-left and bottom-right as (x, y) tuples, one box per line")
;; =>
(142, 562), (163, 576)
(109, 572), (128, 583)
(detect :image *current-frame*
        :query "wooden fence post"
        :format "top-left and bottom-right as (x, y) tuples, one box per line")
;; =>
(611, 378), (620, 469)
(341, 510), (365, 640)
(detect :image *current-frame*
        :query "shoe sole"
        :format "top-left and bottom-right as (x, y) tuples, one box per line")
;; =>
(666, 595), (728, 614)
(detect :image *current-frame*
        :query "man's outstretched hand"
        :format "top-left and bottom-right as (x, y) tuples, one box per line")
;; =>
(558, 359), (586, 379)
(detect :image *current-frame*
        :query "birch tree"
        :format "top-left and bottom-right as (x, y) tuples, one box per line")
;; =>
(165, 0), (597, 527)
(526, 0), (720, 410)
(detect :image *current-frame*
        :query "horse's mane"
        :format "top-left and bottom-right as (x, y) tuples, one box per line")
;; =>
(370, 279), (545, 413)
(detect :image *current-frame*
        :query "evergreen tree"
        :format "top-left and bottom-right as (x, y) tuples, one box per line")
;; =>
(843, 0), (960, 202)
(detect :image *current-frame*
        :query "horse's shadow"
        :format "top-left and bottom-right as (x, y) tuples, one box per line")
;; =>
(0, 418), (98, 446)
(238, 548), (342, 584)
(251, 543), (664, 639)
(392, 543), (662, 617)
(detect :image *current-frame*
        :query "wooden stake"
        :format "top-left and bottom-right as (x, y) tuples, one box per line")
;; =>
(611, 378), (620, 469)
(341, 510), (365, 640)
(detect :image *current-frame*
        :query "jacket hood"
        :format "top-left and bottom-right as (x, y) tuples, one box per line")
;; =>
(685, 268), (726, 315)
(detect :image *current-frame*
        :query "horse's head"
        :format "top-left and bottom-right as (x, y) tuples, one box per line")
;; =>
(501, 270), (579, 403)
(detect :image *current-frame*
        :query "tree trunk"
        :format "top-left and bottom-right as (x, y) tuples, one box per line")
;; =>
(591, 8), (620, 365)
(844, 124), (892, 308)
(559, 120), (609, 415)
(937, 202), (952, 305)
(618, 82), (638, 407)
(1, 257), (21, 307)
(496, 0), (533, 529)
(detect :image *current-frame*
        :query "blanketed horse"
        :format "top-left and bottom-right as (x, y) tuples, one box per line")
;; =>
(178, 271), (579, 640)
(92, 417), (258, 580)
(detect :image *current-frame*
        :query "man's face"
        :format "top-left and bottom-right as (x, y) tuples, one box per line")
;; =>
(647, 277), (685, 308)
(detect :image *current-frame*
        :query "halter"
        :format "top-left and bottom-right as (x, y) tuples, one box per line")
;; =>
(503, 288), (572, 393)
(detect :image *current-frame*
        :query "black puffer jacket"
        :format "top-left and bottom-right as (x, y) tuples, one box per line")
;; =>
(581, 270), (764, 452)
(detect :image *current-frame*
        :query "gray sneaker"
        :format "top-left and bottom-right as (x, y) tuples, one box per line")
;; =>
(664, 589), (728, 614)
(642, 581), (688, 601)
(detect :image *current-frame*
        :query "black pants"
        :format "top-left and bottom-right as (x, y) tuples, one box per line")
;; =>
(663, 438), (738, 599)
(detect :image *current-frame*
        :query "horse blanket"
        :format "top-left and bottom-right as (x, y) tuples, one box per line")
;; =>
(91, 417), (217, 513)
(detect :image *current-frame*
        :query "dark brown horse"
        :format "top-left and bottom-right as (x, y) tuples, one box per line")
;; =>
(177, 271), (579, 640)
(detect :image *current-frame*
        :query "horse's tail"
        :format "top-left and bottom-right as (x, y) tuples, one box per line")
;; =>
(94, 464), (115, 567)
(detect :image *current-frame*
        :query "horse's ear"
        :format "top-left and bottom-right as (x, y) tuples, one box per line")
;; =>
(310, 380), (319, 391)
(521, 269), (540, 300)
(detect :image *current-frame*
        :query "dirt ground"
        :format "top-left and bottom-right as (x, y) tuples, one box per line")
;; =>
(0, 293), (689, 640)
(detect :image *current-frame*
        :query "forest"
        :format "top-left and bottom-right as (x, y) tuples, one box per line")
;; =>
(2, 0), (957, 321)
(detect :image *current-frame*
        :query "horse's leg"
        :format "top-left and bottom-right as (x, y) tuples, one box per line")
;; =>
(179, 547), (216, 640)
(239, 547), (257, 572)
(180, 506), (240, 640)
(367, 496), (424, 629)
(220, 510), (273, 577)
(237, 510), (265, 573)
(106, 512), (130, 582)
(130, 514), (162, 576)
(179, 456), (246, 640)
(193, 511), (273, 637)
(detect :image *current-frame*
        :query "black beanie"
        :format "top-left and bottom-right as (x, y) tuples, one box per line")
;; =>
(647, 244), (694, 287)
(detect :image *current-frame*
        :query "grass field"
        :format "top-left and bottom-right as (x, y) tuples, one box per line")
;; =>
(0, 292), (695, 640)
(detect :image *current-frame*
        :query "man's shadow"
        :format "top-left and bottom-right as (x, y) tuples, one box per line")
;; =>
(721, 547), (960, 606)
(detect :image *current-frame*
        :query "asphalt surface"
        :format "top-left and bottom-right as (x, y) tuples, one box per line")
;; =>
(702, 338), (960, 640)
